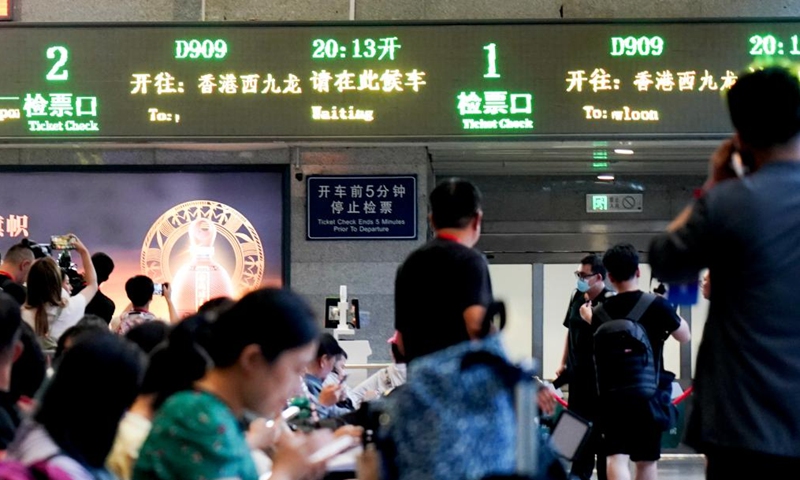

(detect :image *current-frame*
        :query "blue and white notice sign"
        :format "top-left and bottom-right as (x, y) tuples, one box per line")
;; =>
(307, 175), (417, 240)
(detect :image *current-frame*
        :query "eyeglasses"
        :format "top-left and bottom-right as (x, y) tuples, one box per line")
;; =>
(575, 272), (597, 280)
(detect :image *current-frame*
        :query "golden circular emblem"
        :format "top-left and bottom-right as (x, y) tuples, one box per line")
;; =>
(141, 200), (265, 316)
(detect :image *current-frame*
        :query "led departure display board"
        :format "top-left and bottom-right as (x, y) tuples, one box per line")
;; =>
(0, 20), (796, 141)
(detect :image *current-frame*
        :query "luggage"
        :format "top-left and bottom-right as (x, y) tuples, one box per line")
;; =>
(369, 334), (566, 480)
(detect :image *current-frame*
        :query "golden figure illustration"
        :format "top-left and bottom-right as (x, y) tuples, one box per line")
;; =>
(141, 200), (265, 317)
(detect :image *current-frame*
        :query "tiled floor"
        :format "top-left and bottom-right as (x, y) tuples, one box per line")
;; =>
(583, 455), (706, 480)
(657, 455), (705, 480)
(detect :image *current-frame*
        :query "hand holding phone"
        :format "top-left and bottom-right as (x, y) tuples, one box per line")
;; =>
(50, 234), (77, 251)
(308, 435), (357, 463)
(706, 138), (739, 189)
(731, 149), (758, 179)
(319, 384), (342, 407)
(269, 428), (335, 480)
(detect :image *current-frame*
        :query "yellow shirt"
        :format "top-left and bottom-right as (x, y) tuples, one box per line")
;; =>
(107, 411), (151, 480)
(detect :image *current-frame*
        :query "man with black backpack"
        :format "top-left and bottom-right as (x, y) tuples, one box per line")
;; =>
(579, 244), (689, 480)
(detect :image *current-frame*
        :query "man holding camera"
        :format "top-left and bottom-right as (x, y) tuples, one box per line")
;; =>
(649, 66), (800, 478)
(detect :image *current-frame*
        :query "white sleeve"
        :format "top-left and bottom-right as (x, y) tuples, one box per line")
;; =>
(50, 295), (88, 340)
(349, 369), (386, 409)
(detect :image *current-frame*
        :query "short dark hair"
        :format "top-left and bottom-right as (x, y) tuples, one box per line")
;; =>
(316, 332), (346, 360)
(53, 317), (110, 365)
(391, 343), (406, 364)
(429, 178), (482, 230)
(197, 296), (235, 315)
(602, 243), (640, 282)
(3, 243), (34, 265)
(0, 292), (22, 354)
(125, 321), (170, 355)
(77, 314), (109, 330)
(36, 332), (144, 468)
(125, 275), (154, 308)
(10, 323), (46, 401)
(728, 66), (800, 149)
(91, 253), (115, 285)
(580, 254), (607, 280)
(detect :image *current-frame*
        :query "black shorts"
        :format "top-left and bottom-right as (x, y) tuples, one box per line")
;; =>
(599, 401), (663, 462)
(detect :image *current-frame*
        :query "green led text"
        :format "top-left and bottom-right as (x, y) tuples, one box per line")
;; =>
(175, 39), (228, 60)
(610, 36), (664, 57)
(46, 46), (69, 81)
(748, 34), (800, 56)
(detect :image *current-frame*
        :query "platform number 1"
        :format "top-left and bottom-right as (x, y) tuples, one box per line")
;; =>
(46, 46), (69, 81)
(483, 43), (500, 79)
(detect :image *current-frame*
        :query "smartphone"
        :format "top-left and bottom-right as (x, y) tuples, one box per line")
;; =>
(731, 150), (756, 178)
(265, 406), (301, 429)
(281, 405), (301, 421)
(308, 435), (357, 463)
(153, 283), (163, 296)
(50, 235), (76, 251)
(338, 374), (349, 385)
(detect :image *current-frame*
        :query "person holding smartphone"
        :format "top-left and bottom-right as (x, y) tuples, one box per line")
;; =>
(133, 289), (332, 480)
(111, 277), (179, 335)
(21, 234), (97, 350)
(650, 66), (800, 478)
(304, 334), (354, 421)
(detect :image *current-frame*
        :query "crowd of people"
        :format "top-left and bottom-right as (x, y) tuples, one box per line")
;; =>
(0, 232), (410, 480)
(0, 64), (797, 480)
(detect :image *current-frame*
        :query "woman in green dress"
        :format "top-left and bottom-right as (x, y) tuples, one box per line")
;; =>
(133, 288), (331, 480)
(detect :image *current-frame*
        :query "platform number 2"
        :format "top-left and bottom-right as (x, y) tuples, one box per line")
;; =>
(46, 46), (69, 81)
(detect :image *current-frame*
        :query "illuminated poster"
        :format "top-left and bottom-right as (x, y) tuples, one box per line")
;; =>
(0, 0), (10, 20)
(0, 171), (283, 319)
(0, 21), (799, 140)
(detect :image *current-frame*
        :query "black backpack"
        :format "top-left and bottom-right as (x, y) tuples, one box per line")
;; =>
(592, 293), (659, 401)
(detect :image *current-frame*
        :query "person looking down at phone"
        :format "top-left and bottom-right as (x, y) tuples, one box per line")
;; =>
(133, 289), (334, 480)
(21, 235), (97, 350)
(111, 276), (179, 335)
(649, 66), (800, 479)
(304, 333), (354, 420)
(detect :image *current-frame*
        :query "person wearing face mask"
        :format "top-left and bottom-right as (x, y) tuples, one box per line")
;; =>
(554, 254), (614, 480)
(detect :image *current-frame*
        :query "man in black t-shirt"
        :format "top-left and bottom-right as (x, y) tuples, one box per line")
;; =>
(84, 252), (116, 324)
(394, 178), (493, 364)
(554, 254), (613, 480)
(580, 244), (690, 480)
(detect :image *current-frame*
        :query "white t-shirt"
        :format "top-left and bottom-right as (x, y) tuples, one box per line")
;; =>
(21, 294), (88, 341)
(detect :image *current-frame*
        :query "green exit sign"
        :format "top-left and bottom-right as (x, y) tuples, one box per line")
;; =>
(586, 194), (643, 213)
